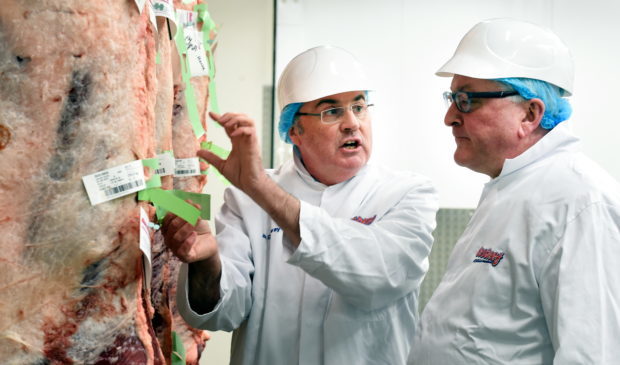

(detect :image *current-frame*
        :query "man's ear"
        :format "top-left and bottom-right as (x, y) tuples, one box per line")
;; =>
(518, 98), (545, 138)
(289, 122), (303, 146)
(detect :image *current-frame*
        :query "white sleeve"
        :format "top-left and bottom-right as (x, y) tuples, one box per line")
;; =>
(287, 180), (438, 311)
(539, 201), (620, 364)
(176, 189), (254, 331)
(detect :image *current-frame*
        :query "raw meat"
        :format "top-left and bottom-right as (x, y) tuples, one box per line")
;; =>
(0, 0), (211, 363)
(150, 1), (212, 363)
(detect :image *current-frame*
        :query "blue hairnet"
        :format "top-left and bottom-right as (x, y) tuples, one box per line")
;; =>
(494, 78), (572, 129)
(278, 102), (303, 144)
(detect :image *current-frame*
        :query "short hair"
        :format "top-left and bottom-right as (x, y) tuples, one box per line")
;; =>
(494, 77), (572, 129)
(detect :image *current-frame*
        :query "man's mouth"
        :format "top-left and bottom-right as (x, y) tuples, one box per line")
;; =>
(341, 140), (360, 149)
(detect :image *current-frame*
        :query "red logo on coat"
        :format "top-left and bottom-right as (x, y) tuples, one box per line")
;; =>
(473, 247), (505, 267)
(351, 215), (376, 225)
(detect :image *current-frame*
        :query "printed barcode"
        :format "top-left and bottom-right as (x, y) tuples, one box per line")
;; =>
(155, 168), (166, 175)
(104, 180), (142, 197)
(176, 169), (197, 175)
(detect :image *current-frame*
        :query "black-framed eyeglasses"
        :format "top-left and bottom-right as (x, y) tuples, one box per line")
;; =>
(296, 103), (374, 124)
(443, 90), (519, 113)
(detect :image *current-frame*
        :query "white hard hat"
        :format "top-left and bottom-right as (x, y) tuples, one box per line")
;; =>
(436, 18), (574, 95)
(277, 45), (373, 110)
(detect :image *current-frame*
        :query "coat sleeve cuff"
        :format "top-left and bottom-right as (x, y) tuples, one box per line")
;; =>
(175, 261), (230, 328)
(286, 201), (325, 273)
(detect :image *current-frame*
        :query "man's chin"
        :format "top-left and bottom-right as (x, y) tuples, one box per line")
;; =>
(338, 158), (367, 174)
(453, 149), (471, 166)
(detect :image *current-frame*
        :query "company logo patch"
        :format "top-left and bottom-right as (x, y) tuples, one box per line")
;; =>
(473, 247), (505, 267)
(351, 215), (377, 225)
(262, 227), (281, 240)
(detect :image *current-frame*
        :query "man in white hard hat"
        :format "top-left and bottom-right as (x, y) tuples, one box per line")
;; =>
(408, 18), (620, 364)
(162, 45), (439, 365)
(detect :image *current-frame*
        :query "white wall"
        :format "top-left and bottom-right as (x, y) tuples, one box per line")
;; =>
(198, 0), (620, 362)
(275, 0), (620, 208)
(199, 0), (274, 364)
(555, 0), (620, 183)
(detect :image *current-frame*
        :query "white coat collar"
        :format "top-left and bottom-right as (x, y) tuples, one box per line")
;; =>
(498, 122), (581, 179)
(291, 149), (371, 190)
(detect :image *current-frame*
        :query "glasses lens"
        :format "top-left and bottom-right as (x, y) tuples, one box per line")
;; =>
(352, 103), (371, 119)
(321, 107), (344, 124)
(320, 104), (372, 124)
(443, 92), (453, 108)
(454, 92), (470, 113)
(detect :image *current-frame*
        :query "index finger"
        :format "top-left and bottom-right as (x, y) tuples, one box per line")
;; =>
(209, 111), (221, 122)
(185, 199), (202, 210)
(162, 211), (180, 231)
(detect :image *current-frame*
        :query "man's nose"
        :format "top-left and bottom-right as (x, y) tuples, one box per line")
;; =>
(340, 108), (360, 130)
(444, 104), (463, 127)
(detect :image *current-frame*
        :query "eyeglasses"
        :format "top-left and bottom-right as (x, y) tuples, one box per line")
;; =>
(443, 90), (519, 113)
(296, 103), (374, 124)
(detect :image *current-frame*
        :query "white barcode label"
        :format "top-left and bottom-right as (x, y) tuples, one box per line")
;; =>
(135, 0), (147, 13)
(152, 0), (177, 37)
(176, 10), (209, 77)
(103, 180), (143, 196)
(82, 160), (146, 205)
(139, 207), (153, 290)
(147, 0), (158, 31)
(174, 157), (200, 177)
(176, 9), (197, 28)
(156, 152), (175, 176)
(185, 27), (209, 77)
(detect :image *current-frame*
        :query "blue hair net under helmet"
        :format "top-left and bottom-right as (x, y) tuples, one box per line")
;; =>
(494, 77), (572, 129)
(278, 102), (303, 144)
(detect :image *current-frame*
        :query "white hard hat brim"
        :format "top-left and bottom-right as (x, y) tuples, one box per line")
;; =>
(277, 45), (374, 110)
(435, 18), (574, 96)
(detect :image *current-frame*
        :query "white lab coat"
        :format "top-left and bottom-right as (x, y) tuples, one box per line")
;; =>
(409, 124), (620, 364)
(177, 154), (439, 365)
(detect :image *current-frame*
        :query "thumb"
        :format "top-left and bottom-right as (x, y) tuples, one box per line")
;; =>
(197, 148), (225, 172)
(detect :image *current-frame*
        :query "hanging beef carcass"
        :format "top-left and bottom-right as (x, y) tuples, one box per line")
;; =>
(0, 0), (211, 363)
(148, 0), (212, 363)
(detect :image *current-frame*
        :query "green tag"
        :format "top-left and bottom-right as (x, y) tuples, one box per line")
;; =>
(195, 3), (220, 114)
(172, 190), (211, 220)
(208, 74), (220, 114)
(174, 17), (206, 138)
(171, 331), (186, 365)
(199, 141), (232, 185)
(202, 141), (230, 159)
(142, 158), (162, 188)
(138, 188), (200, 225)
